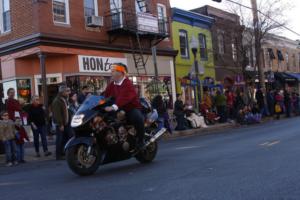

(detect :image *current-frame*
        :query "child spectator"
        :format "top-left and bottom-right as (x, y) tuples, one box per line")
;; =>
(0, 111), (17, 167)
(15, 117), (29, 163)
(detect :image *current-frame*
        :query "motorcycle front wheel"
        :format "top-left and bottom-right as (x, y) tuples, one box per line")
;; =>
(135, 141), (158, 164)
(66, 144), (101, 176)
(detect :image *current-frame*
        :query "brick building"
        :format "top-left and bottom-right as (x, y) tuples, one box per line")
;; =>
(0, 0), (177, 104)
(191, 5), (244, 87)
(245, 32), (300, 90)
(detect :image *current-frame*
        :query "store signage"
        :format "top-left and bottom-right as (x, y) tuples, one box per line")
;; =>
(78, 55), (127, 73)
(137, 13), (159, 33)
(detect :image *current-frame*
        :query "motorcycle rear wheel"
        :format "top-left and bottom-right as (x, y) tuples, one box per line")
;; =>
(135, 141), (158, 163)
(66, 144), (101, 176)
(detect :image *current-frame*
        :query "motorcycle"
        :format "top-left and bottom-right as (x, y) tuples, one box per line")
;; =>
(65, 95), (166, 176)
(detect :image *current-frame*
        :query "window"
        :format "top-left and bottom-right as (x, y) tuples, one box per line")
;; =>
(84, 0), (98, 16)
(179, 30), (189, 58)
(135, 0), (147, 13)
(217, 30), (225, 55)
(286, 52), (289, 70)
(277, 50), (284, 61)
(298, 53), (300, 71)
(157, 4), (167, 34)
(198, 33), (207, 60)
(110, 0), (122, 28)
(0, 0), (11, 33)
(231, 38), (237, 61)
(267, 48), (275, 59)
(292, 54), (296, 71)
(53, 0), (70, 24)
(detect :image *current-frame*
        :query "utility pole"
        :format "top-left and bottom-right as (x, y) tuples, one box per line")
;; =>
(38, 53), (49, 136)
(212, 0), (266, 91)
(251, 0), (266, 92)
(152, 46), (159, 94)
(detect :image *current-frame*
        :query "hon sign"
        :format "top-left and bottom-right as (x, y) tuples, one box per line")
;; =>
(78, 55), (127, 73)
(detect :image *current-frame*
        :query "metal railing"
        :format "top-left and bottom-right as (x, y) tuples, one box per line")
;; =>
(105, 10), (169, 36)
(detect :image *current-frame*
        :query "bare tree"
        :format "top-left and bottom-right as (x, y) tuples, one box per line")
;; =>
(226, 0), (293, 78)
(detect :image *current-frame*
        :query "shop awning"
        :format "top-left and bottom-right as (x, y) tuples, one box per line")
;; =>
(286, 73), (300, 81)
(274, 72), (297, 82)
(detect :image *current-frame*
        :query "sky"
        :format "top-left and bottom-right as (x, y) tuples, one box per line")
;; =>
(170, 0), (300, 41)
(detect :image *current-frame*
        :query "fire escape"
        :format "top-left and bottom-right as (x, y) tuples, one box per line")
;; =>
(107, 0), (169, 75)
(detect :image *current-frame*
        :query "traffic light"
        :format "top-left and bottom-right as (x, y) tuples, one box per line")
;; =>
(212, 0), (222, 2)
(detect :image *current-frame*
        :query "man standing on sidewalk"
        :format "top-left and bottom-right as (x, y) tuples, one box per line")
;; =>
(51, 85), (70, 160)
(6, 88), (21, 121)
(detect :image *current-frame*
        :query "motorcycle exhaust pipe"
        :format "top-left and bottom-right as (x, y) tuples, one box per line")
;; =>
(147, 128), (167, 145)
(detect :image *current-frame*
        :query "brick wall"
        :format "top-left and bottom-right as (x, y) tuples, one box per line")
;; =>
(0, 0), (173, 52)
(0, 0), (36, 43)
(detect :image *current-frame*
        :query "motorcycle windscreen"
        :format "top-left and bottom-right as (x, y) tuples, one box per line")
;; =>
(76, 95), (106, 113)
(72, 95), (106, 127)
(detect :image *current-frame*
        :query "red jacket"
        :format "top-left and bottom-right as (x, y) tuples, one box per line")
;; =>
(104, 78), (141, 112)
(15, 126), (29, 145)
(6, 98), (21, 121)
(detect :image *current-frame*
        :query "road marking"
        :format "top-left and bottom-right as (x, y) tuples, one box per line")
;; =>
(175, 146), (202, 150)
(259, 140), (280, 147)
(144, 187), (155, 192)
(0, 181), (28, 186)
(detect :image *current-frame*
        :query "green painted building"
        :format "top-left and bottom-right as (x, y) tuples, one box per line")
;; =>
(172, 8), (215, 107)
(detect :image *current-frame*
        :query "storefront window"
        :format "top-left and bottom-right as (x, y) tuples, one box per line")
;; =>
(66, 76), (111, 94)
(128, 76), (172, 102)
(17, 79), (31, 103)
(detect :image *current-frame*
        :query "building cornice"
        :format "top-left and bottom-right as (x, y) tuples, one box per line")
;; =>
(172, 7), (214, 29)
(0, 34), (178, 57)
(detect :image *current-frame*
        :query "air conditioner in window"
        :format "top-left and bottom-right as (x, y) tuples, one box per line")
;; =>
(86, 15), (104, 27)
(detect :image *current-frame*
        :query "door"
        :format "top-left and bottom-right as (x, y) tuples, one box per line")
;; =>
(38, 84), (59, 106)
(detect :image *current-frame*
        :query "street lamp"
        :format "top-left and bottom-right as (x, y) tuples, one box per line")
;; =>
(190, 36), (201, 112)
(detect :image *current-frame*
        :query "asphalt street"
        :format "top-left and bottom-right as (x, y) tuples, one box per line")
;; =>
(1, 117), (300, 200)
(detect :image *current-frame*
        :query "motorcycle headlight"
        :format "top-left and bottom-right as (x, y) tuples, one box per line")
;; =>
(71, 114), (85, 127)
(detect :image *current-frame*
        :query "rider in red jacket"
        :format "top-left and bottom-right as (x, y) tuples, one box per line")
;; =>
(104, 63), (145, 148)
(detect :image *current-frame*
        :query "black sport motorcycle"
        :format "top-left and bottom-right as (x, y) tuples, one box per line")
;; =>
(65, 95), (166, 176)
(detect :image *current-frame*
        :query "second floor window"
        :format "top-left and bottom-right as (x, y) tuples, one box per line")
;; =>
(277, 50), (284, 61)
(292, 54), (296, 71)
(1, 0), (11, 33)
(231, 38), (237, 61)
(199, 33), (207, 60)
(299, 53), (300, 71)
(179, 30), (189, 58)
(53, 0), (70, 24)
(135, 0), (147, 13)
(84, 0), (98, 16)
(217, 31), (225, 55)
(157, 4), (167, 33)
(286, 52), (289, 70)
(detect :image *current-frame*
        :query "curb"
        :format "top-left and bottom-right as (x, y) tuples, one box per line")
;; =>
(163, 123), (236, 140)
(162, 116), (280, 140)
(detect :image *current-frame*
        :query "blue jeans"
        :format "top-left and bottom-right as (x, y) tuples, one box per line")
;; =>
(16, 144), (25, 161)
(3, 140), (16, 163)
(32, 125), (48, 153)
(157, 117), (165, 131)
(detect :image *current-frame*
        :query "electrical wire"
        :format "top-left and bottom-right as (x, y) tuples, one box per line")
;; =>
(224, 0), (300, 37)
